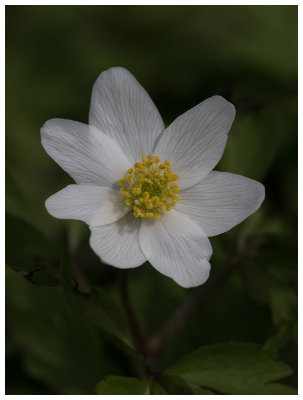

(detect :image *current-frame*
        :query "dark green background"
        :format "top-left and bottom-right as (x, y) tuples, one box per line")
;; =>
(6, 5), (297, 395)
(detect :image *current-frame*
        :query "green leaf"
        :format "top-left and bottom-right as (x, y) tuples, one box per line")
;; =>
(269, 284), (297, 326)
(263, 324), (295, 353)
(190, 385), (215, 395)
(69, 286), (137, 360)
(159, 375), (215, 395)
(61, 253), (138, 360)
(74, 288), (130, 343)
(96, 376), (155, 395)
(6, 268), (123, 395)
(95, 375), (167, 395)
(158, 375), (195, 395)
(150, 382), (167, 394)
(165, 343), (297, 395)
(6, 213), (61, 285)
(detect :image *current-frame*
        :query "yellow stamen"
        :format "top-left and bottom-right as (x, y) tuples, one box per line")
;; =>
(119, 154), (180, 219)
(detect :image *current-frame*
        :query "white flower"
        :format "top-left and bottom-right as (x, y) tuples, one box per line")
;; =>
(41, 67), (265, 288)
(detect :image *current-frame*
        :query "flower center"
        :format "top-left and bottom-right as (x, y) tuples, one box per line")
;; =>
(119, 154), (180, 219)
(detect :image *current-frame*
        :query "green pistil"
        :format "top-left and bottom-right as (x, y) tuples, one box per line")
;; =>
(141, 178), (163, 198)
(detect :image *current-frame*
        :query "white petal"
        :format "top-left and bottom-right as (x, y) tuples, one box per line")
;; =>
(45, 185), (127, 226)
(154, 96), (236, 190)
(139, 210), (212, 288)
(89, 213), (146, 269)
(41, 118), (130, 186)
(176, 171), (265, 237)
(89, 67), (165, 163)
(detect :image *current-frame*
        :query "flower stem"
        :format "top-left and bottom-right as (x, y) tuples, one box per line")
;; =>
(119, 245), (253, 375)
(119, 271), (160, 380)
(119, 271), (146, 359)
(146, 247), (251, 363)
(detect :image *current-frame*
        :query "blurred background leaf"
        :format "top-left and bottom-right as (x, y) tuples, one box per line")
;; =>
(95, 375), (167, 395)
(165, 343), (297, 395)
(96, 376), (149, 395)
(158, 375), (215, 395)
(6, 4), (297, 394)
(6, 268), (128, 394)
(6, 213), (62, 286)
(68, 286), (136, 357)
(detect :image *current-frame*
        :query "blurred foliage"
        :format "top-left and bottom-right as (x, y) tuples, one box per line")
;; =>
(6, 5), (297, 395)
(6, 214), (62, 285)
(96, 376), (167, 395)
(165, 343), (296, 394)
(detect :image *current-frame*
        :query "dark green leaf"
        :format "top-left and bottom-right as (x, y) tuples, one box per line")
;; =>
(61, 253), (138, 359)
(95, 375), (167, 395)
(74, 288), (130, 343)
(96, 376), (149, 395)
(6, 213), (61, 285)
(28, 269), (62, 286)
(190, 385), (215, 395)
(269, 284), (297, 326)
(150, 382), (167, 394)
(6, 268), (123, 395)
(263, 324), (295, 353)
(69, 286), (136, 359)
(160, 376), (215, 395)
(165, 343), (296, 395)
(158, 375), (195, 395)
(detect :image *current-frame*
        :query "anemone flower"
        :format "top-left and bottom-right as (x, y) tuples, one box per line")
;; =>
(41, 67), (265, 288)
